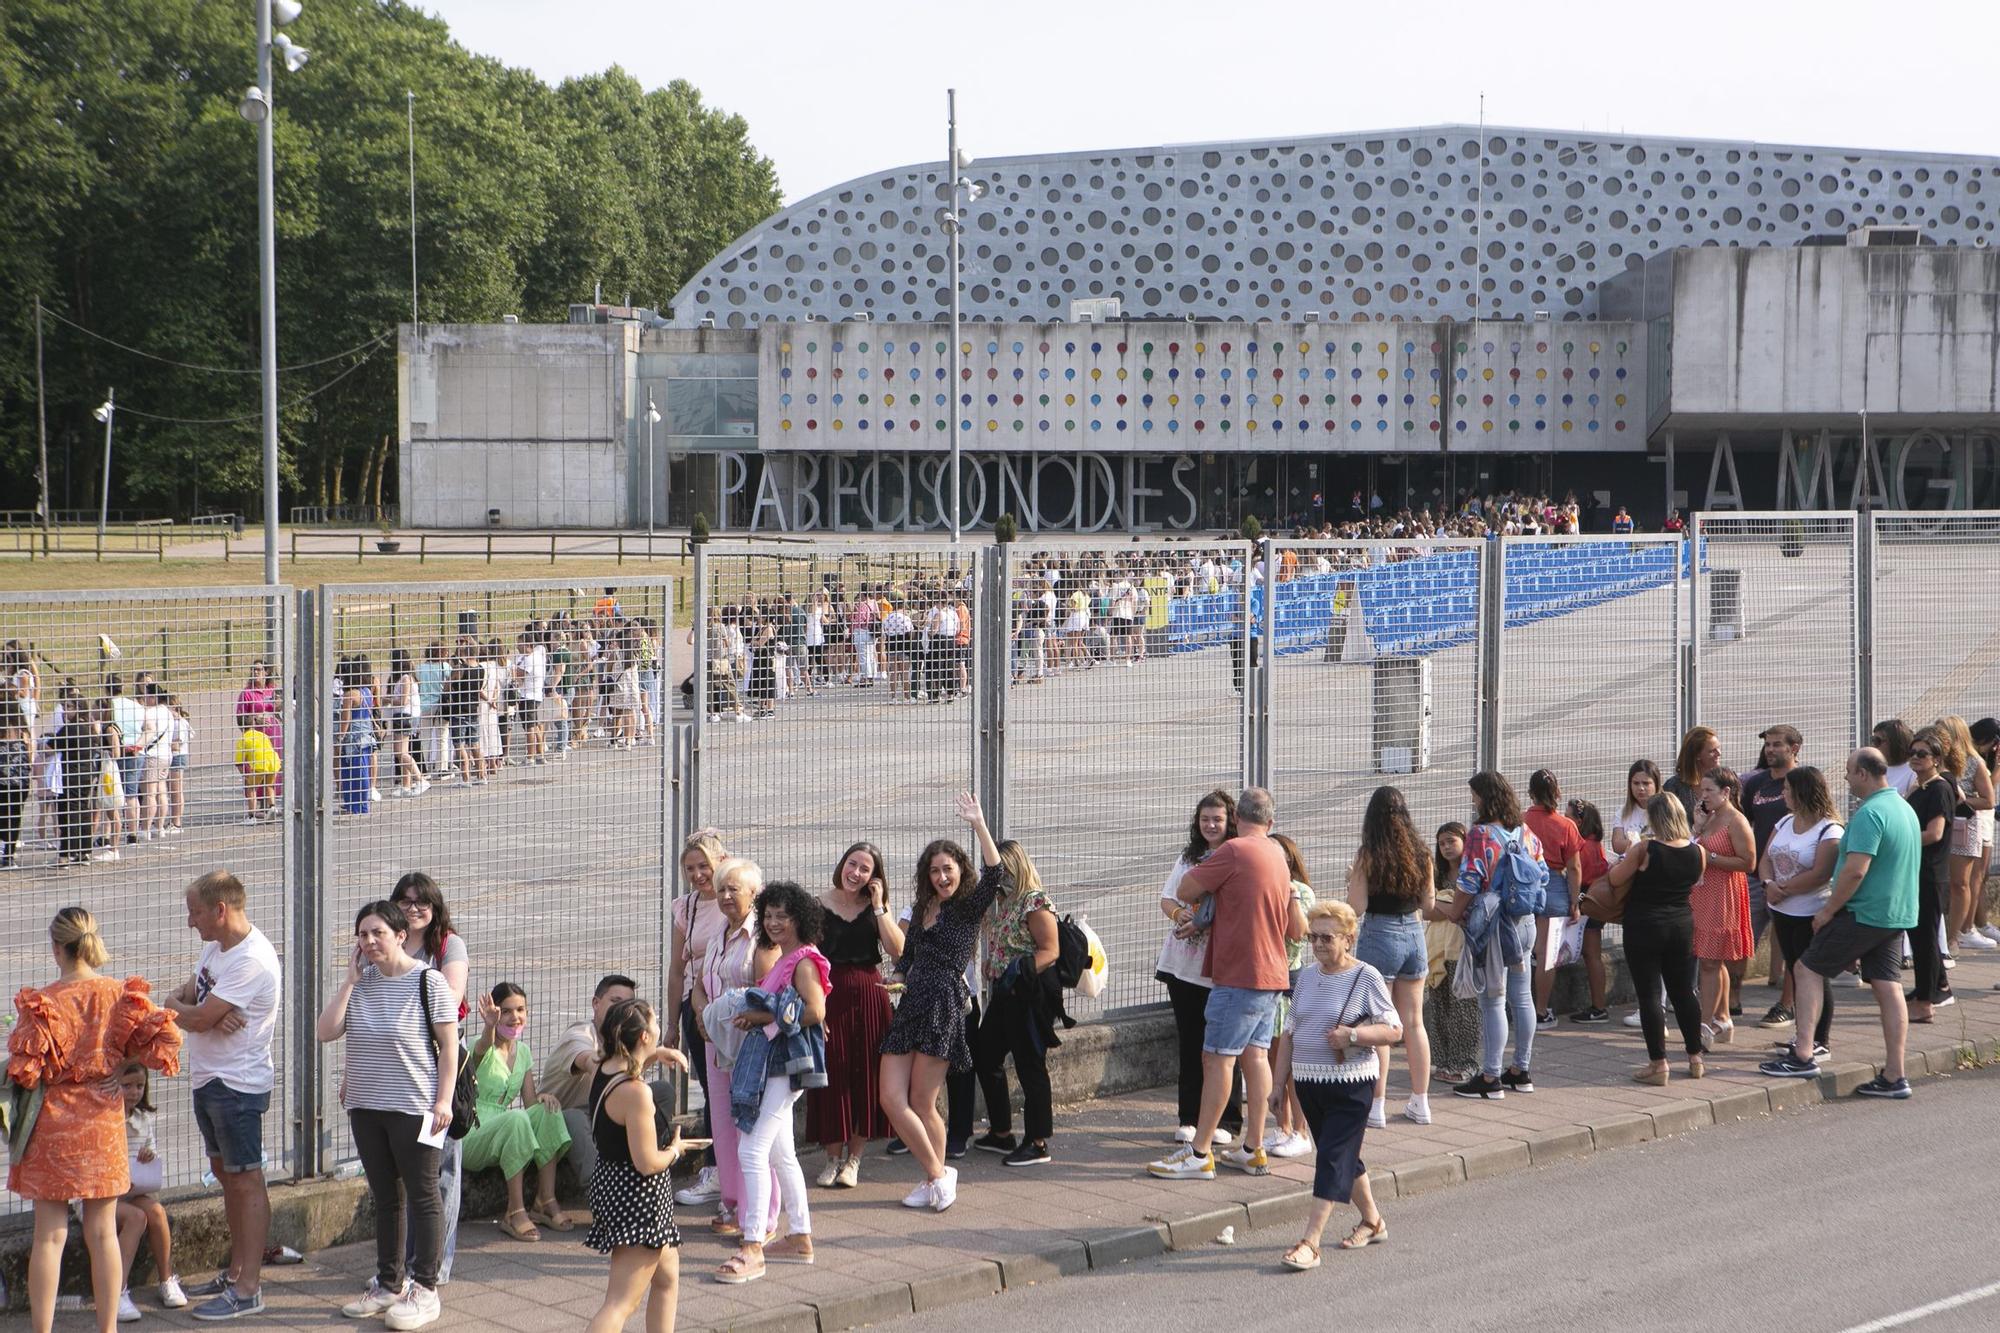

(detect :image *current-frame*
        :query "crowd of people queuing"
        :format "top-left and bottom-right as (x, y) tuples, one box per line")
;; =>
(9, 703), (1993, 1328)
(1284, 488), (1666, 544)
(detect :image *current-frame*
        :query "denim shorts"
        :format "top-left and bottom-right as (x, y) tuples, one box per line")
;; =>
(1202, 985), (1279, 1055)
(1539, 875), (1572, 918)
(169, 753), (188, 770)
(1355, 911), (1429, 980)
(118, 754), (144, 795)
(193, 1078), (270, 1173)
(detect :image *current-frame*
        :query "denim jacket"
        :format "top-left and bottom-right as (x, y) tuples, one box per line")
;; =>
(727, 985), (828, 1132)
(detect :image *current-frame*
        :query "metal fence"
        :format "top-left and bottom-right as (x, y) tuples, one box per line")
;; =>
(7, 510), (2000, 1215)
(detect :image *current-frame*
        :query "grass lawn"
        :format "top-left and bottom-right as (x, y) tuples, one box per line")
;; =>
(0, 555), (689, 593)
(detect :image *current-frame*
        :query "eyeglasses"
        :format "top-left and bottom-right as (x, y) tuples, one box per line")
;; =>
(396, 898), (432, 913)
(1307, 932), (1346, 945)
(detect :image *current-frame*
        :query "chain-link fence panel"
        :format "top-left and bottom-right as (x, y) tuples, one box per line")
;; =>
(691, 541), (979, 919)
(1496, 535), (1686, 825)
(1000, 540), (1250, 1016)
(1870, 512), (2000, 728)
(1692, 513), (1859, 774)
(315, 578), (674, 1170)
(1265, 539), (1486, 876)
(0, 587), (298, 1215)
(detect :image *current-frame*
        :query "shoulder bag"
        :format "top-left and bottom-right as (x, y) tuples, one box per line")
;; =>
(418, 966), (478, 1140)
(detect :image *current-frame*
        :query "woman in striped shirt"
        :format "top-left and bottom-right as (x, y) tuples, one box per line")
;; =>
(1269, 901), (1401, 1270)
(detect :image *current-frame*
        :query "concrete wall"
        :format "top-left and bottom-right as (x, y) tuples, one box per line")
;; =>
(1661, 246), (2000, 427)
(400, 323), (634, 527)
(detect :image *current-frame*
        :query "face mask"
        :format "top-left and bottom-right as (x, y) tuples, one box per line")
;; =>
(498, 1023), (526, 1041)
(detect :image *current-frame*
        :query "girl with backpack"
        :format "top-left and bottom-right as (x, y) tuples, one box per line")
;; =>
(970, 837), (1061, 1168)
(1447, 771), (1544, 1101)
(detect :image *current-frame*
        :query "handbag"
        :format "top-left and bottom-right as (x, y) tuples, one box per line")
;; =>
(98, 757), (125, 811)
(1578, 875), (1627, 925)
(417, 967), (478, 1141)
(4, 1078), (45, 1159)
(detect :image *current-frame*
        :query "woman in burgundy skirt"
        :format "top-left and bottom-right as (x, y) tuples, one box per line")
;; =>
(811, 841), (904, 1188)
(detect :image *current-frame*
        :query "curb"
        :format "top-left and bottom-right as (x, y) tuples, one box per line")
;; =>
(690, 1037), (1981, 1333)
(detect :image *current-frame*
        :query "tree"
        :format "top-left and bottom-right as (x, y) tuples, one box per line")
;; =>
(0, 0), (783, 517)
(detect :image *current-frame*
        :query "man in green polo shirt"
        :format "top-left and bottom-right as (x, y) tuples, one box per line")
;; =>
(1760, 748), (1917, 1097)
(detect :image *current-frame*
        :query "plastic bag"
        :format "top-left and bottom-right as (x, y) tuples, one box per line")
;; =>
(98, 759), (124, 811)
(1074, 914), (1109, 998)
(1554, 919), (1586, 969)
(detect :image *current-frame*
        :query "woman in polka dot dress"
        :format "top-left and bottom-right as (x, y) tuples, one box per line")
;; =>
(583, 998), (693, 1333)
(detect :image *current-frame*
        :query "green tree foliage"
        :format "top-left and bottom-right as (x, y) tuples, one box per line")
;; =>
(0, 0), (782, 517)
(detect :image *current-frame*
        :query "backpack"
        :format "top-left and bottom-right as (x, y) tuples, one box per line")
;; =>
(1050, 913), (1107, 999)
(418, 967), (479, 1140)
(1488, 824), (1549, 918)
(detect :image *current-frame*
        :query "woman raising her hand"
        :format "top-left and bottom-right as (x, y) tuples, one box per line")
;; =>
(584, 998), (693, 1333)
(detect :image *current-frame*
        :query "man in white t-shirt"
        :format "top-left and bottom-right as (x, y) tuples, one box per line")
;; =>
(512, 633), (548, 763)
(168, 869), (282, 1320)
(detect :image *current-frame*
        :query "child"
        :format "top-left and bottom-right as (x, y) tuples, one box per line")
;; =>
(1566, 799), (1614, 1024)
(234, 722), (280, 823)
(464, 982), (575, 1241)
(165, 694), (191, 834)
(117, 1063), (188, 1313)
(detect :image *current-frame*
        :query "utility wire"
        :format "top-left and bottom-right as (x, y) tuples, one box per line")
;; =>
(111, 346), (386, 425)
(35, 300), (392, 375)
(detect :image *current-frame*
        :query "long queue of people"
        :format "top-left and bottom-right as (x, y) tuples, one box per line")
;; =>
(10, 711), (1991, 1328)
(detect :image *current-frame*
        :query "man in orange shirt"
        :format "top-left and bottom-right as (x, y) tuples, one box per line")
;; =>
(1149, 787), (1298, 1181)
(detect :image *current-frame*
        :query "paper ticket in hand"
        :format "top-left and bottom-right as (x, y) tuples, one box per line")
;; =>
(417, 1113), (449, 1148)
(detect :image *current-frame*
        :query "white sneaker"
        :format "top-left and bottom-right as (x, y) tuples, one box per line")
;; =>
(1173, 1124), (1196, 1144)
(816, 1156), (842, 1188)
(674, 1165), (720, 1205)
(1401, 1100), (1433, 1126)
(1270, 1131), (1313, 1158)
(1211, 1127), (1234, 1146)
(835, 1156), (860, 1189)
(930, 1166), (959, 1212)
(384, 1283), (440, 1331)
(1261, 1128), (1287, 1152)
(901, 1179), (935, 1209)
(158, 1276), (187, 1308)
(1623, 1010), (1645, 1028)
(243, 816), (261, 827)
(117, 1289), (142, 1322)
(369, 788), (383, 803)
(1955, 932), (1998, 952)
(1146, 1145), (1216, 1180)
(413, 780), (430, 796)
(1367, 1100), (1389, 1130)
(343, 1278), (409, 1318)
(1981, 925), (2000, 944)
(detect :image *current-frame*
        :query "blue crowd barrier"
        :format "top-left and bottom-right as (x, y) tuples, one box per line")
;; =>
(1162, 541), (1691, 659)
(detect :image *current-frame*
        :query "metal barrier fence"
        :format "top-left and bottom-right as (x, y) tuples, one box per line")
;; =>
(7, 511), (2000, 1214)
(0, 587), (298, 1216)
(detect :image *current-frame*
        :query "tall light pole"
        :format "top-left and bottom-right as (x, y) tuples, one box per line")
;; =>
(238, 0), (309, 588)
(943, 90), (984, 543)
(407, 90), (419, 326)
(645, 394), (661, 538)
(94, 391), (116, 555)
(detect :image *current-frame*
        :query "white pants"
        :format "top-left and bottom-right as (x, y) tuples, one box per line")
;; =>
(852, 630), (878, 680)
(738, 1077), (809, 1241)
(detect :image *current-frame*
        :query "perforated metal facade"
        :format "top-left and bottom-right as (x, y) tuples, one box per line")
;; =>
(668, 125), (2000, 328)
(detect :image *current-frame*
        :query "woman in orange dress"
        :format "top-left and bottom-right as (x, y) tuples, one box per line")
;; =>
(1690, 768), (1756, 1049)
(9, 906), (181, 1333)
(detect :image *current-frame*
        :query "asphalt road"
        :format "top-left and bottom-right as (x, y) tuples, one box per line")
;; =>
(896, 1065), (2000, 1333)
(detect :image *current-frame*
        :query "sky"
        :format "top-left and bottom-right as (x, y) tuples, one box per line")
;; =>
(418, 0), (1999, 207)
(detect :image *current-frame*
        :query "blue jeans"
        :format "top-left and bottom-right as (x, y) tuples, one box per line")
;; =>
(641, 669), (661, 725)
(1479, 916), (1537, 1078)
(337, 741), (371, 814)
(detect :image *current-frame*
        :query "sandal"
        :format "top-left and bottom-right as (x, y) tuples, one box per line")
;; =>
(765, 1237), (815, 1266)
(1338, 1217), (1388, 1250)
(529, 1197), (574, 1232)
(714, 1251), (766, 1285)
(1686, 1054), (1705, 1080)
(711, 1213), (742, 1238)
(499, 1209), (541, 1242)
(1281, 1240), (1321, 1271)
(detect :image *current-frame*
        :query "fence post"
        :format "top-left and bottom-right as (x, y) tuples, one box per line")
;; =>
(293, 588), (325, 1179)
(1855, 512), (1876, 747)
(1476, 537), (1505, 775)
(1685, 518), (1704, 734)
(687, 545), (708, 835)
(1253, 537), (1276, 788)
(978, 544), (1009, 843)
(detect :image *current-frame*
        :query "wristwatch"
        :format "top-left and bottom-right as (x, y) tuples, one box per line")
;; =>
(872, 906), (887, 917)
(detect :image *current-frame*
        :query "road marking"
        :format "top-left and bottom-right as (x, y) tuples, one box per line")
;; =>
(1834, 1278), (2000, 1333)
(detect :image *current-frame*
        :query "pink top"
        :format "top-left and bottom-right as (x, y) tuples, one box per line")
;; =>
(761, 945), (832, 999)
(701, 920), (758, 1002)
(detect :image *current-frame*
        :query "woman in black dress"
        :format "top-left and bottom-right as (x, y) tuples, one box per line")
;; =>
(878, 791), (1006, 1213)
(1605, 793), (1709, 1085)
(584, 997), (693, 1333)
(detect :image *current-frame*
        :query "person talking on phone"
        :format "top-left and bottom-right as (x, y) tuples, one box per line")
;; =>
(316, 899), (458, 1331)
(810, 842), (903, 1189)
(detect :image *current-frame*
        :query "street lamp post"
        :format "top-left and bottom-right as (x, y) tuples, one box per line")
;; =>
(943, 90), (984, 544)
(94, 391), (116, 556)
(645, 394), (661, 539)
(239, 0), (309, 588)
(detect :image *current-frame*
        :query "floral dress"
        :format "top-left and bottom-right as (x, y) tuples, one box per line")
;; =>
(8, 977), (181, 1201)
(880, 863), (1009, 1071)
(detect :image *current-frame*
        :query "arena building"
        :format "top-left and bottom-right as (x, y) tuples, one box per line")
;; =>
(398, 125), (2000, 530)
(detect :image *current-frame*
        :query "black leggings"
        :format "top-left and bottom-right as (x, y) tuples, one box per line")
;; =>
(0, 782), (25, 852)
(1770, 914), (1834, 1047)
(1622, 913), (1705, 1062)
(350, 1109), (443, 1291)
(1909, 875), (1950, 1005)
(679, 995), (712, 1158)
(974, 983), (1054, 1142)
(1162, 975), (1244, 1132)
(59, 788), (94, 861)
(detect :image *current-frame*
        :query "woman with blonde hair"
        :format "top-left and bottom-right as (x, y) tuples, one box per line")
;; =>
(970, 837), (1062, 1167)
(1937, 715), (1997, 954)
(1606, 795), (1709, 1084)
(688, 856), (768, 1238)
(1270, 901), (1400, 1269)
(667, 829), (729, 1205)
(10, 907), (183, 1333)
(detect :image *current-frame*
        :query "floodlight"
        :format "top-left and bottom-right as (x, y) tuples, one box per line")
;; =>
(238, 84), (270, 123)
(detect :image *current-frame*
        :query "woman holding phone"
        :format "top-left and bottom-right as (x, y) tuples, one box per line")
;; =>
(811, 842), (902, 1188)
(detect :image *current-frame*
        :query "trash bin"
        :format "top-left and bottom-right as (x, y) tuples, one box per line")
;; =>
(1709, 569), (1744, 642)
(487, 508), (503, 527)
(231, 514), (244, 537)
(1371, 657), (1431, 774)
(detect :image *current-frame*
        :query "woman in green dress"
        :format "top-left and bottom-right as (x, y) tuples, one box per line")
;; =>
(465, 982), (574, 1241)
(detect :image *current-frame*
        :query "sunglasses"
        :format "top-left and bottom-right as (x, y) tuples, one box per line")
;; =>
(1910, 748), (1935, 759)
(1307, 932), (1347, 945)
(396, 898), (432, 912)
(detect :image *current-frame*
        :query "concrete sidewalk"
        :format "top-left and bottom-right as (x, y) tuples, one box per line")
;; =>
(117, 956), (2000, 1332)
